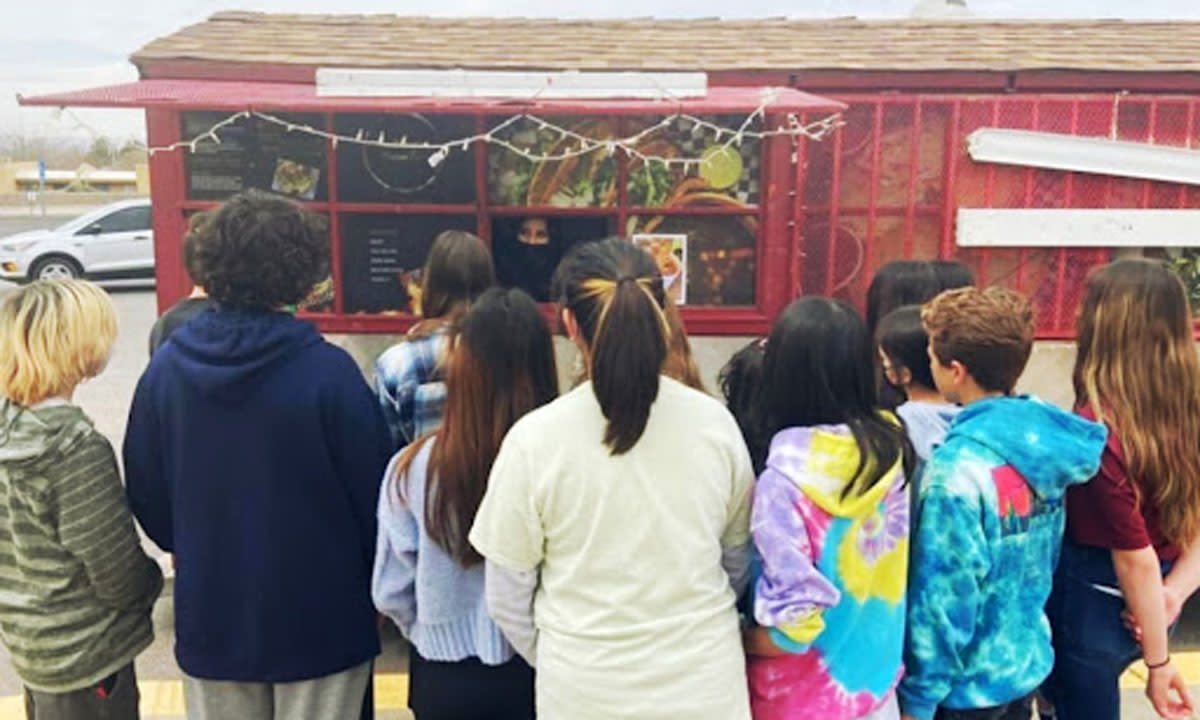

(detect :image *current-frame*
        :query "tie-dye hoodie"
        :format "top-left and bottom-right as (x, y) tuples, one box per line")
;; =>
(748, 424), (909, 720)
(899, 396), (1106, 720)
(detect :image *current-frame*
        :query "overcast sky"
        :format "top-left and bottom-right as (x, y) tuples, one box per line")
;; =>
(5, 0), (1200, 145)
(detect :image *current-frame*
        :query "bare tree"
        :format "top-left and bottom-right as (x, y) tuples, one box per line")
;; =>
(0, 134), (89, 168)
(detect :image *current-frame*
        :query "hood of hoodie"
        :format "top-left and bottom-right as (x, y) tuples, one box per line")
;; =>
(766, 424), (904, 520)
(0, 400), (92, 468)
(162, 309), (322, 406)
(946, 395), (1106, 500)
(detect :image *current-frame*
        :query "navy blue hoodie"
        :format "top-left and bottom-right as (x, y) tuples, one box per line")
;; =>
(124, 309), (392, 682)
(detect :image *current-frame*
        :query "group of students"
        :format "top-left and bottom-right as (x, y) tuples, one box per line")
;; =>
(0, 188), (1197, 720)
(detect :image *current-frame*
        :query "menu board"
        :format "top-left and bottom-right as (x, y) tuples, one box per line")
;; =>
(340, 214), (477, 314)
(183, 112), (328, 201)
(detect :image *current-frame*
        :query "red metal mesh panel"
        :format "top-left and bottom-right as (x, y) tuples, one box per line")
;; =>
(800, 93), (1200, 338)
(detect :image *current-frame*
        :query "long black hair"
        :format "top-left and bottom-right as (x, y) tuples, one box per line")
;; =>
(865, 260), (940, 338)
(761, 297), (914, 497)
(557, 238), (669, 455)
(719, 338), (768, 473)
(931, 260), (974, 293)
(876, 304), (936, 392)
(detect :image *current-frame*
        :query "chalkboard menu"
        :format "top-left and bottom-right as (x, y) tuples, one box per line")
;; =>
(183, 112), (328, 201)
(335, 113), (476, 204)
(340, 214), (477, 314)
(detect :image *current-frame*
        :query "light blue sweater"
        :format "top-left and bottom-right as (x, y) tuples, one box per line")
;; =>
(372, 440), (515, 664)
(896, 400), (960, 463)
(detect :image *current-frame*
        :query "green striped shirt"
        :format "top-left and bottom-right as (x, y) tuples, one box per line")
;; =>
(0, 401), (162, 692)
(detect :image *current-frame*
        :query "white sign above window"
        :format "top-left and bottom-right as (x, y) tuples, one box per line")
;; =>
(316, 69), (708, 99)
(958, 208), (1200, 248)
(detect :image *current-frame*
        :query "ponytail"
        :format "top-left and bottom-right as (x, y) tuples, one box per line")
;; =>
(559, 239), (670, 455)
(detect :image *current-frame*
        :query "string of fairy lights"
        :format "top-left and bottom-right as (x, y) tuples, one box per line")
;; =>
(145, 101), (844, 169)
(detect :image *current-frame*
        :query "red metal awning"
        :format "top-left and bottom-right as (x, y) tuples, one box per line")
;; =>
(17, 78), (843, 115)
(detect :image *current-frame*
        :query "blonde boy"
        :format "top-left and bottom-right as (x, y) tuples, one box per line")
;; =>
(0, 280), (162, 720)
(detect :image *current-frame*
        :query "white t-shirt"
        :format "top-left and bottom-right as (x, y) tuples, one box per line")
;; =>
(469, 377), (754, 720)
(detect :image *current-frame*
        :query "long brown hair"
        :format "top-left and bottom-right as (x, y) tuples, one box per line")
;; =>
(661, 301), (705, 392)
(1074, 258), (1200, 545)
(392, 287), (558, 565)
(558, 238), (670, 455)
(408, 230), (494, 338)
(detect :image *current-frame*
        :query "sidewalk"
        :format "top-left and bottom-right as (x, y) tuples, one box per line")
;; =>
(0, 584), (415, 720)
(0, 580), (1191, 720)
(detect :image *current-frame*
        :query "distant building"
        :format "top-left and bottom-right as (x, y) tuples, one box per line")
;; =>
(0, 161), (148, 194)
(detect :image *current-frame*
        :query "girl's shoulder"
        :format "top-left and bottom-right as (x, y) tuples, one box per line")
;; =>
(388, 437), (436, 506)
(375, 328), (449, 377)
(657, 376), (745, 431)
(503, 384), (593, 443)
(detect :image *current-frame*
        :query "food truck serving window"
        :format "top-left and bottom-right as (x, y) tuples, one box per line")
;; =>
(177, 109), (780, 331)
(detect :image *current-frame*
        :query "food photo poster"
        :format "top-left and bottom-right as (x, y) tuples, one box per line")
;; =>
(632, 233), (687, 305)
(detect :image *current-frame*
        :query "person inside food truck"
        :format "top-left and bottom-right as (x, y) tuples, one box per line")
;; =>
(494, 216), (563, 302)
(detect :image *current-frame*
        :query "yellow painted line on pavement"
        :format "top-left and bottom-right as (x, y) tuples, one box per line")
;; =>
(1122, 651), (1200, 689)
(0, 658), (1191, 718)
(0, 673), (409, 720)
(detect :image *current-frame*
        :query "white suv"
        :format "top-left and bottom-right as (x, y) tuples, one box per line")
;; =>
(0, 199), (154, 282)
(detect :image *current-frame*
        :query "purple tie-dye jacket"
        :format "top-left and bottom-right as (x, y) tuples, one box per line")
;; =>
(748, 424), (908, 720)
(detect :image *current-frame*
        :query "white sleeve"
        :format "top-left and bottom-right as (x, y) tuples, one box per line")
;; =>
(485, 560), (539, 666)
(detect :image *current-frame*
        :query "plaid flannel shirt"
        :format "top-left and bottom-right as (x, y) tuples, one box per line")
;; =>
(373, 328), (450, 450)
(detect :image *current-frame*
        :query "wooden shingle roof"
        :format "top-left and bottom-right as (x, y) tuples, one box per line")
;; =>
(131, 12), (1200, 74)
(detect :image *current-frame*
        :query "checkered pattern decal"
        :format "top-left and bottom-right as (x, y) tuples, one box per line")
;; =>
(669, 115), (761, 205)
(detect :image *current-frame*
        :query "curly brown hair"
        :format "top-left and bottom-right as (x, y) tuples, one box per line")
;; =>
(921, 286), (1034, 394)
(193, 190), (329, 311)
(182, 211), (211, 284)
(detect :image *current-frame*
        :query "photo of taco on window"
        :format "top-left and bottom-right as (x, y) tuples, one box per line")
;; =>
(488, 117), (618, 207)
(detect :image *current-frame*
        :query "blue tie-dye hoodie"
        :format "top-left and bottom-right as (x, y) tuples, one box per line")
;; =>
(898, 396), (1106, 720)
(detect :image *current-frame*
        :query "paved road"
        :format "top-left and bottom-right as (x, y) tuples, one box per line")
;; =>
(0, 213), (73, 239)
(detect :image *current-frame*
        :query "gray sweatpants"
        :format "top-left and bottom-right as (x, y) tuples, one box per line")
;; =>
(183, 661), (371, 720)
(24, 663), (139, 720)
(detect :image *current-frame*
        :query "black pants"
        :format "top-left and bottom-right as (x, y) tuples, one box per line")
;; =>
(359, 660), (374, 720)
(408, 647), (534, 720)
(24, 663), (139, 720)
(935, 693), (1033, 720)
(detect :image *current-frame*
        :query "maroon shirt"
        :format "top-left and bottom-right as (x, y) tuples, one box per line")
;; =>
(1066, 404), (1181, 562)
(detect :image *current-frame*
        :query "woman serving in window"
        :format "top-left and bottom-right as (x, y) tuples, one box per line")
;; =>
(494, 217), (563, 302)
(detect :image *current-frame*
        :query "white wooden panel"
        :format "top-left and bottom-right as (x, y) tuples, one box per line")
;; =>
(967, 128), (1200, 186)
(957, 209), (1200, 248)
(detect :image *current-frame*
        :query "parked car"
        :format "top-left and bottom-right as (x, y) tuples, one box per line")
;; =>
(0, 199), (154, 282)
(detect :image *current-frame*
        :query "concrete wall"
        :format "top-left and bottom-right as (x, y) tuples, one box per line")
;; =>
(328, 334), (1080, 410)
